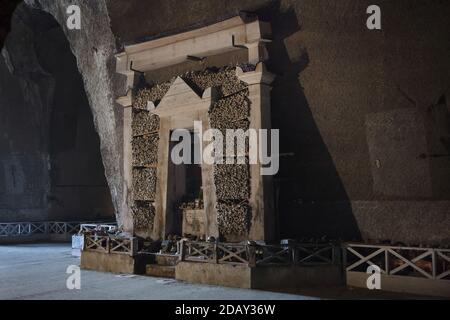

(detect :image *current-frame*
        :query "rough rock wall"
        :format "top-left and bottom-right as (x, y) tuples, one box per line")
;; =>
(0, 4), (54, 222)
(106, 0), (450, 245)
(106, 0), (272, 48)
(21, 0), (125, 224)
(271, 0), (450, 245)
(0, 3), (114, 222)
(2, 0), (449, 244)
(0, 1), (21, 49)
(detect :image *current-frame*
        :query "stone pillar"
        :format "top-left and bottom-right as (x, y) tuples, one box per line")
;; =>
(236, 62), (276, 241)
(199, 112), (219, 238)
(154, 117), (170, 240)
(115, 52), (135, 234)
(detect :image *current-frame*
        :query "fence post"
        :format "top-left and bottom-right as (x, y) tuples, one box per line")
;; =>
(291, 246), (297, 264)
(213, 242), (218, 264)
(131, 237), (138, 256)
(332, 244), (342, 266)
(432, 249), (436, 279)
(342, 244), (347, 276)
(248, 244), (256, 268)
(82, 234), (87, 251)
(179, 240), (186, 262)
(106, 236), (110, 254)
(385, 248), (389, 275)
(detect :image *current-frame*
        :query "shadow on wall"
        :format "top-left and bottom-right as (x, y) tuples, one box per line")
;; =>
(257, 3), (361, 241)
(0, 0), (22, 50)
(39, 18), (115, 221)
(0, 4), (115, 222)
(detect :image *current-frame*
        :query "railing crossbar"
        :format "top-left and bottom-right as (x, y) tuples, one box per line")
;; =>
(345, 243), (449, 281)
(346, 247), (386, 273)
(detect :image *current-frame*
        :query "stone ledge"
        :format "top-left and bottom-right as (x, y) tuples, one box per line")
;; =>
(175, 261), (343, 290)
(347, 271), (450, 298)
(80, 250), (152, 274)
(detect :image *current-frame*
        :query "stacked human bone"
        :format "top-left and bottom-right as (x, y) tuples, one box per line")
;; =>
(132, 168), (157, 200)
(183, 67), (252, 238)
(215, 201), (251, 236)
(210, 92), (251, 155)
(131, 81), (172, 231)
(131, 201), (156, 230)
(183, 68), (247, 97)
(132, 135), (159, 166)
(131, 67), (252, 238)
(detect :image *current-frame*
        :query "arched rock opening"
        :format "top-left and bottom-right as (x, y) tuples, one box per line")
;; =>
(0, 3), (114, 222)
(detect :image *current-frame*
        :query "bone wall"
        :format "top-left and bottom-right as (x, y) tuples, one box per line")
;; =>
(131, 69), (253, 240)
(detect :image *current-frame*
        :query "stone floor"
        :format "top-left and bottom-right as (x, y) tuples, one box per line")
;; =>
(0, 243), (440, 300)
(0, 243), (314, 300)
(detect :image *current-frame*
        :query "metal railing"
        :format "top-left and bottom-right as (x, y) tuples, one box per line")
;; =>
(180, 240), (339, 267)
(0, 222), (47, 236)
(344, 243), (450, 280)
(79, 223), (117, 234)
(83, 234), (137, 256)
(0, 221), (116, 239)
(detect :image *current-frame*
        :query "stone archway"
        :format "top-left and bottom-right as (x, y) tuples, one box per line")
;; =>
(23, 0), (127, 226)
(0, 2), (117, 222)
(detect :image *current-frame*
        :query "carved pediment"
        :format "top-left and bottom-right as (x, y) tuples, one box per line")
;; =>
(115, 16), (272, 107)
(150, 76), (214, 118)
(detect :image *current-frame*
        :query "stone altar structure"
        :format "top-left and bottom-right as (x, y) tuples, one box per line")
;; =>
(116, 16), (276, 242)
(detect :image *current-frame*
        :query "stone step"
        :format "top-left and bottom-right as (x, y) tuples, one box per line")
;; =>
(154, 254), (179, 266)
(146, 264), (176, 278)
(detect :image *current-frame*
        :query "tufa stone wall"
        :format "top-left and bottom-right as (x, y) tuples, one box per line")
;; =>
(3, 0), (449, 245)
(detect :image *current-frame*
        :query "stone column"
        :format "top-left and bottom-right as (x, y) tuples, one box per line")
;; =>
(236, 62), (276, 241)
(154, 117), (171, 240)
(199, 112), (219, 238)
(115, 52), (135, 234)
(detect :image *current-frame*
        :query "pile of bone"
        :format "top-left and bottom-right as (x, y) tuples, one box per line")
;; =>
(217, 120), (250, 157)
(209, 90), (250, 129)
(132, 135), (159, 166)
(238, 63), (257, 72)
(216, 201), (250, 236)
(214, 164), (250, 200)
(210, 93), (250, 156)
(183, 67), (247, 97)
(132, 110), (160, 136)
(221, 134), (250, 157)
(132, 168), (157, 201)
(179, 202), (197, 210)
(132, 202), (156, 229)
(133, 82), (173, 110)
(217, 119), (250, 134)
